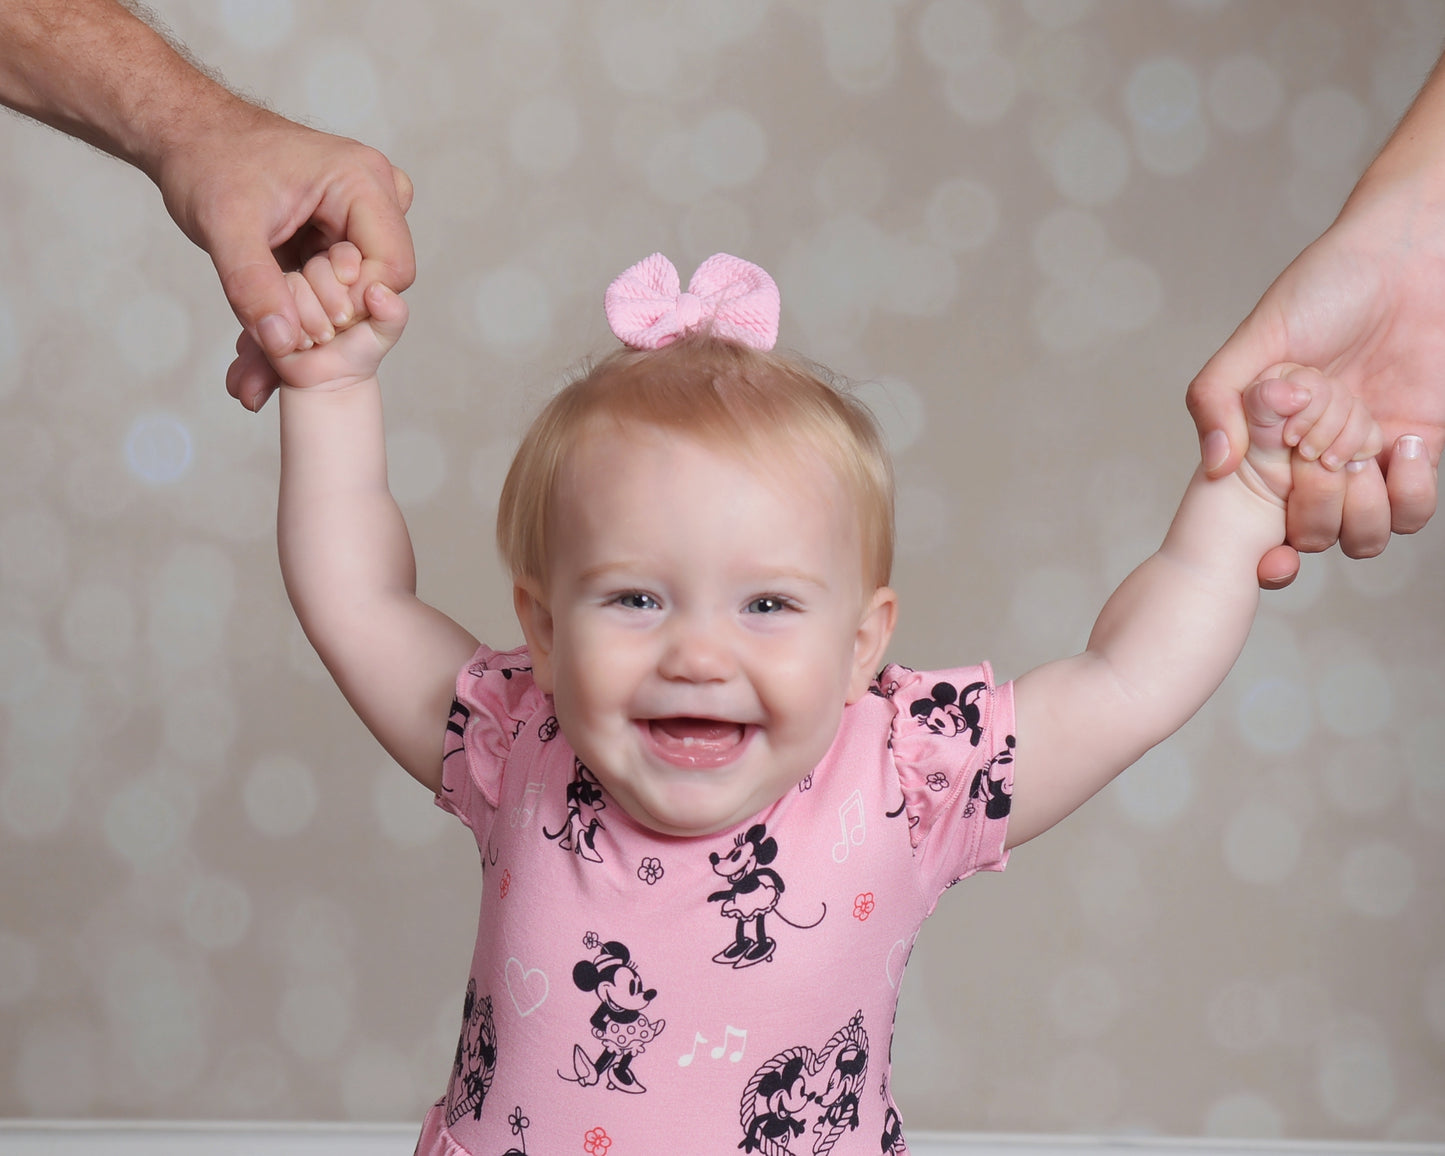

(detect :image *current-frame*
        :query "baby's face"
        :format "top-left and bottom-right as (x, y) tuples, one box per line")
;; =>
(516, 424), (894, 838)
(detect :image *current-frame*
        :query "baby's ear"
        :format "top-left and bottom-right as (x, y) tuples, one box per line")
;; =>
(846, 586), (898, 703)
(513, 583), (556, 694)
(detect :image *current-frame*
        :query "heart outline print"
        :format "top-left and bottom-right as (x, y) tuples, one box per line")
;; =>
(505, 957), (549, 1017)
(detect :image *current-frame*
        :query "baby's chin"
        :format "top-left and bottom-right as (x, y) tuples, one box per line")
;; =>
(605, 780), (776, 841)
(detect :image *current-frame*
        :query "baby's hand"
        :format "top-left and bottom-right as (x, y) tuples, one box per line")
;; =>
(269, 242), (407, 392)
(1239, 365), (1385, 513)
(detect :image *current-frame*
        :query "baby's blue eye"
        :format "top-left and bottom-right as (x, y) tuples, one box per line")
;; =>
(616, 592), (660, 611)
(746, 596), (792, 614)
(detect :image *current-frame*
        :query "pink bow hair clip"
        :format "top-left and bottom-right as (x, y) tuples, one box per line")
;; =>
(604, 252), (780, 352)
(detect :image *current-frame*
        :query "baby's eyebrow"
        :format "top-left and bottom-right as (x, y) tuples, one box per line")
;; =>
(754, 567), (831, 591)
(574, 561), (646, 587)
(573, 562), (833, 592)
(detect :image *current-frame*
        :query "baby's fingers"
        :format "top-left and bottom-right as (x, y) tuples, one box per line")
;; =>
(1316, 398), (1384, 472)
(1281, 367), (1350, 462)
(302, 242), (363, 333)
(284, 270), (329, 349)
(1243, 376), (1311, 431)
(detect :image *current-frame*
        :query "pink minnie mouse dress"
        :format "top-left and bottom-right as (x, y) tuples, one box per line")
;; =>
(412, 643), (1015, 1156)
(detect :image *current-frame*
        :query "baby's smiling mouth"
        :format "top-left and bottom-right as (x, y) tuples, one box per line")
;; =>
(643, 718), (749, 767)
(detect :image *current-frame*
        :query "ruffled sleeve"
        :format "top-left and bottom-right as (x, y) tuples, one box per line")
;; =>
(879, 661), (1016, 902)
(435, 643), (547, 831)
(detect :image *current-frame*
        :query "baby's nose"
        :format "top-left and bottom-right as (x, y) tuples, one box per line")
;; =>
(658, 617), (735, 682)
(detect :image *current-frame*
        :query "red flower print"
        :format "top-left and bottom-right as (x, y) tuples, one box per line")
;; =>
(499, 869), (512, 898)
(853, 892), (875, 921)
(584, 1126), (612, 1154)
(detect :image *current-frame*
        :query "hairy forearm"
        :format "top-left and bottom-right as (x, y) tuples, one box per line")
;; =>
(0, 0), (244, 178)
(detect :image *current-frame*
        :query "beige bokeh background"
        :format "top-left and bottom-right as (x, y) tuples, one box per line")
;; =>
(1, 0), (1443, 1141)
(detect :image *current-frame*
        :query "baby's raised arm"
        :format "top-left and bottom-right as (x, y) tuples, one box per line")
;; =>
(275, 248), (478, 793)
(1007, 369), (1381, 847)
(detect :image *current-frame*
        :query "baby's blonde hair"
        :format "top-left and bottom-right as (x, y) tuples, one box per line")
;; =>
(497, 335), (895, 593)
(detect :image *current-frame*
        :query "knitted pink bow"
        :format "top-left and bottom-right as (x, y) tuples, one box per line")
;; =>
(604, 252), (780, 351)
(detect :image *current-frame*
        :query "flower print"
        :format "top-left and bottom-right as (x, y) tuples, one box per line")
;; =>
(539, 716), (559, 742)
(509, 1107), (529, 1134)
(637, 857), (664, 885)
(499, 869), (512, 898)
(582, 931), (600, 951)
(926, 771), (949, 792)
(584, 1126), (612, 1154)
(853, 892), (875, 921)
(797, 773), (814, 792)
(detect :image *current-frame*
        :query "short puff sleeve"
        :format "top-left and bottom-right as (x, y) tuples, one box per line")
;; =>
(435, 644), (547, 831)
(880, 662), (1016, 903)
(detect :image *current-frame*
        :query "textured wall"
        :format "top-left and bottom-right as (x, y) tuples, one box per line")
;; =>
(0, 0), (1442, 1141)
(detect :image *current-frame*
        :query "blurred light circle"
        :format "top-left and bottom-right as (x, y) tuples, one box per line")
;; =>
(125, 414), (193, 485)
(1125, 57), (1200, 132)
(1237, 676), (1313, 753)
(1339, 841), (1415, 918)
(1208, 54), (1283, 135)
(183, 875), (254, 951)
(822, 0), (897, 93)
(508, 94), (581, 174)
(943, 53), (1017, 124)
(916, 0), (995, 70)
(1289, 86), (1370, 170)
(474, 266), (554, 350)
(926, 177), (999, 252)
(692, 108), (768, 189)
(1222, 802), (1301, 885)
(115, 292), (190, 375)
(244, 754), (319, 839)
(1046, 114), (1130, 206)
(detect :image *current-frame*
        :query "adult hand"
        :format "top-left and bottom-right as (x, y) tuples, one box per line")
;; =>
(1187, 205), (1443, 585)
(1187, 62), (1445, 588)
(155, 104), (415, 412)
(0, 1), (415, 414)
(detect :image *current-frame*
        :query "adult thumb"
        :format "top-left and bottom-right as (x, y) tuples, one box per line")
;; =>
(211, 236), (300, 359)
(1186, 320), (1272, 479)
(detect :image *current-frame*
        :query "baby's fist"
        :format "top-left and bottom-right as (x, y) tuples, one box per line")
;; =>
(271, 243), (407, 391)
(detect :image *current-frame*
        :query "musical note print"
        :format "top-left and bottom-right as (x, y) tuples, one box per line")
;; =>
(677, 1032), (708, 1068)
(510, 781), (545, 829)
(711, 1024), (747, 1062)
(678, 1024), (747, 1067)
(832, 789), (866, 862)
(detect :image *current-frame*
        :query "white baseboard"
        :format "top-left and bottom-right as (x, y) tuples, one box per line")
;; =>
(1, 1121), (1441, 1156)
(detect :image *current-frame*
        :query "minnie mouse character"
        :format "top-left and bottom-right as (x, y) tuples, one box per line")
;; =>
(708, 823), (825, 968)
(909, 680), (986, 743)
(543, 761), (607, 862)
(564, 935), (665, 1094)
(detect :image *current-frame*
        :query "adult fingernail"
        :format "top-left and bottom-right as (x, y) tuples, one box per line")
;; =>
(1397, 435), (1425, 460)
(257, 314), (293, 356)
(1203, 429), (1229, 472)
